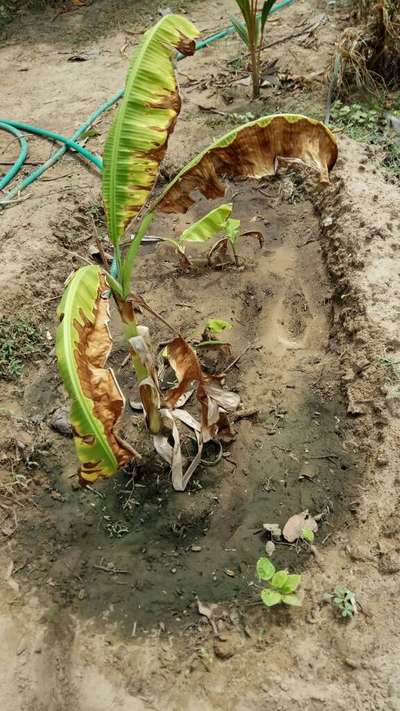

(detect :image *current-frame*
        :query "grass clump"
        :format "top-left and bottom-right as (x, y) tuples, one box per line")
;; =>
(0, 316), (44, 380)
(331, 99), (400, 178)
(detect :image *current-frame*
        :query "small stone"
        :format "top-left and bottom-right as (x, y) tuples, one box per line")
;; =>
(224, 569), (235, 577)
(50, 408), (73, 438)
(344, 657), (360, 669)
(213, 635), (239, 660)
(78, 589), (86, 600)
(265, 541), (275, 557)
(191, 545), (202, 552)
(170, 568), (177, 574)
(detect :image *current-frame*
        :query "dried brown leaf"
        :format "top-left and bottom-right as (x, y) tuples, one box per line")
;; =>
(156, 115), (338, 214)
(282, 510), (318, 543)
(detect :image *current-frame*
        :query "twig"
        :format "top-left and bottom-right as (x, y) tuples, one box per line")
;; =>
(298, 238), (317, 248)
(232, 407), (258, 421)
(0, 194), (31, 207)
(197, 104), (227, 116)
(41, 172), (74, 182)
(225, 344), (252, 373)
(93, 564), (130, 575)
(63, 249), (93, 265)
(325, 53), (342, 125)
(257, 16), (326, 56)
(29, 293), (63, 307)
(85, 484), (105, 499)
(131, 293), (178, 335)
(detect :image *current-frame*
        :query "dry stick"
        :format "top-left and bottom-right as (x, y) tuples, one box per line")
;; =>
(325, 53), (342, 125)
(29, 293), (63, 307)
(63, 249), (93, 265)
(131, 293), (178, 335)
(93, 565), (130, 575)
(0, 194), (31, 206)
(259, 16), (326, 54)
(41, 172), (74, 182)
(225, 343), (253, 373)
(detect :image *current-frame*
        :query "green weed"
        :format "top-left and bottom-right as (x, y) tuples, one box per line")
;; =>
(331, 99), (400, 178)
(325, 585), (357, 618)
(0, 317), (45, 380)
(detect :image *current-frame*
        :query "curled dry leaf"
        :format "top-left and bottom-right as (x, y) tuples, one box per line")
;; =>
(153, 408), (203, 492)
(196, 597), (220, 635)
(155, 114), (338, 214)
(282, 510), (318, 543)
(164, 336), (240, 442)
(129, 325), (161, 429)
(56, 266), (137, 483)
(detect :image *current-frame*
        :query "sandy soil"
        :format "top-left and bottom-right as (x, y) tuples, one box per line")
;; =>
(1, 1), (400, 709)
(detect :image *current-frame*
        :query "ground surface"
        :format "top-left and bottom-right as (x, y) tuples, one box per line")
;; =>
(1, 0), (400, 709)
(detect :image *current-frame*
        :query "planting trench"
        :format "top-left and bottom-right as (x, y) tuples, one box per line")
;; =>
(3, 1), (400, 707)
(10, 176), (358, 633)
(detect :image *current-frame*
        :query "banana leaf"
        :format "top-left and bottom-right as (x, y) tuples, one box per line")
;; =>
(179, 203), (234, 242)
(56, 265), (136, 482)
(102, 14), (199, 246)
(154, 114), (338, 214)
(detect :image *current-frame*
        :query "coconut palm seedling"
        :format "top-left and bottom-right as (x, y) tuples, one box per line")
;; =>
(257, 557), (302, 607)
(56, 14), (338, 492)
(231, 0), (280, 99)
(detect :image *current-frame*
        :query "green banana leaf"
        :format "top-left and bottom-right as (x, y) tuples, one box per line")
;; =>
(102, 14), (199, 247)
(120, 211), (154, 298)
(226, 218), (241, 245)
(56, 265), (135, 482)
(154, 114), (338, 214)
(178, 203), (234, 242)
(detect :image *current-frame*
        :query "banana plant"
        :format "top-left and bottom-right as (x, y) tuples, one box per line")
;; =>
(231, 0), (280, 99)
(56, 13), (338, 491)
(157, 203), (243, 267)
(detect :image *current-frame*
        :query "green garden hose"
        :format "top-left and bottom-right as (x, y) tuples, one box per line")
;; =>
(0, 121), (28, 191)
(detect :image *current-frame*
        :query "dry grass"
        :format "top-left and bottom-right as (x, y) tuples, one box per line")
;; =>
(335, 0), (400, 97)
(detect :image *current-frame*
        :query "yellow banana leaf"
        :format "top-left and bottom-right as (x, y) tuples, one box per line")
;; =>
(154, 114), (338, 213)
(102, 14), (199, 246)
(56, 265), (136, 483)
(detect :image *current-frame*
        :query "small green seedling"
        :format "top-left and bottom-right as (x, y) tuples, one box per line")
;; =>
(205, 319), (232, 334)
(301, 527), (315, 544)
(257, 557), (302, 607)
(325, 585), (356, 618)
